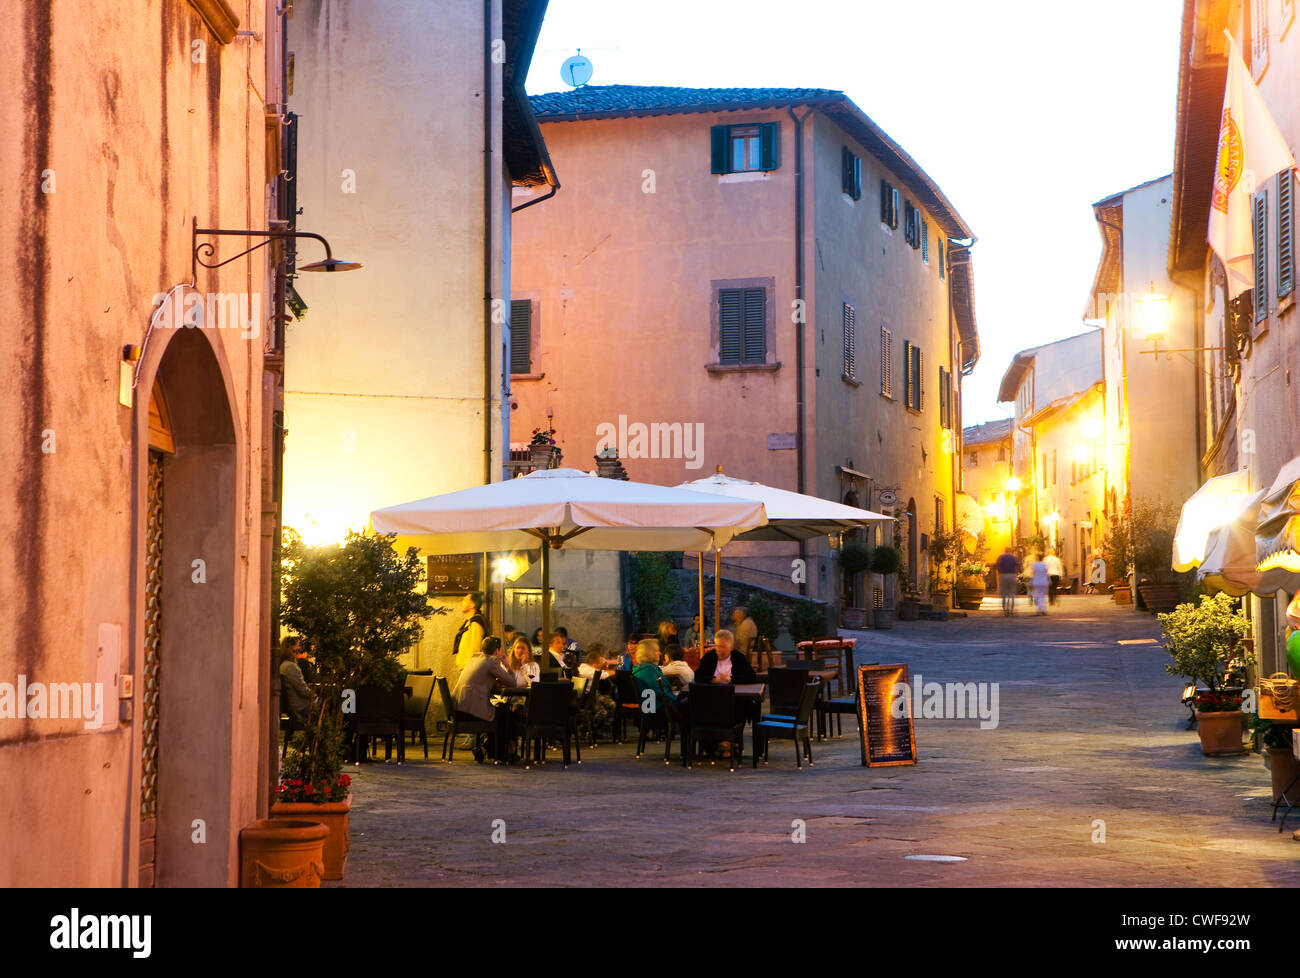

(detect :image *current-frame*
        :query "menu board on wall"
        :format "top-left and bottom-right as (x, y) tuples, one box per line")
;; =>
(856, 663), (917, 767)
(426, 554), (482, 595)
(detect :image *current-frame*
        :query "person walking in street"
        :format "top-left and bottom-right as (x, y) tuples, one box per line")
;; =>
(1045, 552), (1064, 605)
(1030, 553), (1050, 615)
(995, 547), (1021, 616)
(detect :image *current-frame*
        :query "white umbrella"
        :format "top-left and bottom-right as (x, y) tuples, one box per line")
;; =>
(371, 468), (767, 645)
(1172, 469), (1252, 572)
(676, 471), (893, 640)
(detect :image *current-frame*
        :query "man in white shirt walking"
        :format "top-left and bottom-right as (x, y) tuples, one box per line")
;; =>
(1045, 552), (1065, 605)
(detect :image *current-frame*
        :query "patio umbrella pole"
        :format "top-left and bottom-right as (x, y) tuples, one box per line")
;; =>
(541, 537), (551, 663)
(714, 548), (721, 641)
(697, 554), (705, 657)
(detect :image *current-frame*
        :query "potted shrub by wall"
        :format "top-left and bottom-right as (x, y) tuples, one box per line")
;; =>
(530, 426), (559, 469)
(927, 528), (964, 609)
(839, 542), (872, 628)
(1159, 593), (1252, 756)
(790, 597), (830, 643)
(1100, 515), (1133, 605)
(955, 560), (987, 610)
(276, 528), (438, 879)
(1130, 499), (1187, 613)
(869, 545), (902, 629)
(1248, 715), (1300, 806)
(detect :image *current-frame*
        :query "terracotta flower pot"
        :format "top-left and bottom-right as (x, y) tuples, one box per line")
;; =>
(841, 607), (867, 629)
(272, 795), (351, 880)
(1267, 748), (1300, 804)
(1194, 710), (1245, 756)
(1138, 582), (1182, 614)
(955, 582), (985, 610)
(872, 608), (894, 630)
(239, 818), (327, 888)
(897, 599), (920, 622)
(1112, 585), (1131, 605)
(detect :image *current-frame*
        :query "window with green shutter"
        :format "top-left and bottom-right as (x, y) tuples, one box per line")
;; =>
(922, 221), (929, 262)
(938, 366), (950, 428)
(718, 287), (767, 364)
(710, 122), (780, 174)
(842, 148), (862, 200)
(510, 299), (532, 375)
(1254, 190), (1269, 322)
(938, 237), (945, 279)
(842, 303), (856, 379)
(880, 180), (899, 228)
(1279, 170), (1294, 297)
(903, 341), (923, 411)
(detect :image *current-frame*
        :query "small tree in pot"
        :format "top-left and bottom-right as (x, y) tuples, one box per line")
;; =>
(839, 542), (872, 626)
(1130, 498), (1190, 613)
(277, 529), (440, 877)
(1159, 593), (1252, 756)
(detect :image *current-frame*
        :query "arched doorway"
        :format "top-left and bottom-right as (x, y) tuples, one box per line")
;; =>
(135, 320), (240, 887)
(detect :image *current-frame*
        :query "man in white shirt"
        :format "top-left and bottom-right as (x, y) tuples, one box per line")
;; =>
(1044, 552), (1065, 605)
(659, 645), (695, 693)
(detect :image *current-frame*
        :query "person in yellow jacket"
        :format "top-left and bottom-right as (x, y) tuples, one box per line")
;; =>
(453, 592), (487, 674)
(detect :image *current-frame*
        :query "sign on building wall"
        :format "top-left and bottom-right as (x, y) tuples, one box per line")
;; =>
(767, 432), (797, 450)
(426, 554), (482, 595)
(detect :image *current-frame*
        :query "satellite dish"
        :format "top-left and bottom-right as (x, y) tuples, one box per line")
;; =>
(560, 52), (593, 88)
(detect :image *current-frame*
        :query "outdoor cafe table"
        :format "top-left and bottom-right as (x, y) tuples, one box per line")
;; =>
(795, 638), (856, 694)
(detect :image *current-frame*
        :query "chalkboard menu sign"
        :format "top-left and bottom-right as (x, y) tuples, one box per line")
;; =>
(857, 664), (916, 767)
(426, 553), (482, 595)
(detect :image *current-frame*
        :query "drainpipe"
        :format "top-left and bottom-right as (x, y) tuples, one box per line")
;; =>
(483, 0), (494, 486)
(788, 106), (811, 597)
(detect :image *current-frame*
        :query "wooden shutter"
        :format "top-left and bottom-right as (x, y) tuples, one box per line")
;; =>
(916, 347), (924, 410)
(938, 238), (945, 279)
(759, 122), (780, 171)
(852, 155), (862, 199)
(880, 179), (890, 223)
(719, 289), (742, 363)
(710, 125), (729, 174)
(843, 148), (853, 196)
(903, 340), (914, 407)
(1255, 190), (1269, 322)
(922, 221), (929, 262)
(509, 299), (532, 374)
(842, 303), (856, 378)
(1279, 170), (1295, 297)
(742, 288), (766, 362)
(939, 366), (949, 427)
(881, 326), (892, 396)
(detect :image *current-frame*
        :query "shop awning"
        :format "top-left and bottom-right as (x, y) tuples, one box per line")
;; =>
(1172, 469), (1252, 571)
(1198, 488), (1269, 595)
(1257, 454), (1300, 576)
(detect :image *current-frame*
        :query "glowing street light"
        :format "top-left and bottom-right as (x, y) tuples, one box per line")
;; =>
(1137, 289), (1170, 341)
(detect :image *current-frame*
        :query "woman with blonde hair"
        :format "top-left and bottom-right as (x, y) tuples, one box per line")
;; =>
(509, 635), (539, 686)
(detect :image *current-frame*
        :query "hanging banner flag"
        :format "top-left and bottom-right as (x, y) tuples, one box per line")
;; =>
(1208, 31), (1296, 299)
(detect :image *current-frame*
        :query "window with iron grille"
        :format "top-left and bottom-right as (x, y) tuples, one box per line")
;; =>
(842, 302), (856, 379)
(718, 287), (767, 364)
(509, 299), (532, 375)
(880, 325), (893, 396)
(842, 147), (862, 200)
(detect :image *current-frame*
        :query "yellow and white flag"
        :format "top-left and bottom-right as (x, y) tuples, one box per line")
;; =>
(1208, 31), (1295, 299)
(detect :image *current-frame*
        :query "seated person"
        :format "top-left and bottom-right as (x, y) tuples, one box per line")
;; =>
(546, 632), (578, 671)
(617, 634), (639, 672)
(695, 629), (758, 685)
(577, 646), (616, 682)
(531, 627), (545, 654)
(508, 636), (540, 686)
(556, 625), (581, 655)
(279, 636), (312, 724)
(631, 639), (680, 719)
(659, 642), (694, 693)
(451, 636), (517, 763)
(682, 614), (712, 651)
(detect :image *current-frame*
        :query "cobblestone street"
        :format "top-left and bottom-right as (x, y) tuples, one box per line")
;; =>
(335, 596), (1300, 887)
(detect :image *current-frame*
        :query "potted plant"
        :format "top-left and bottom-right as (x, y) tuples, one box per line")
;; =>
(790, 598), (830, 643)
(276, 529), (439, 879)
(927, 528), (964, 609)
(1129, 499), (1187, 613)
(1159, 593), (1252, 756)
(839, 542), (872, 628)
(1101, 513), (1133, 604)
(239, 818), (330, 888)
(870, 545), (902, 629)
(1247, 715), (1300, 805)
(530, 427), (559, 469)
(955, 560), (987, 610)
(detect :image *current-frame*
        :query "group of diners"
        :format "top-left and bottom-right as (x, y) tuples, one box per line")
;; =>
(448, 614), (764, 764)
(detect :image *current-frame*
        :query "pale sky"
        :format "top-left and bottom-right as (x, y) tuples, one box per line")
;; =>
(525, 0), (1183, 425)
